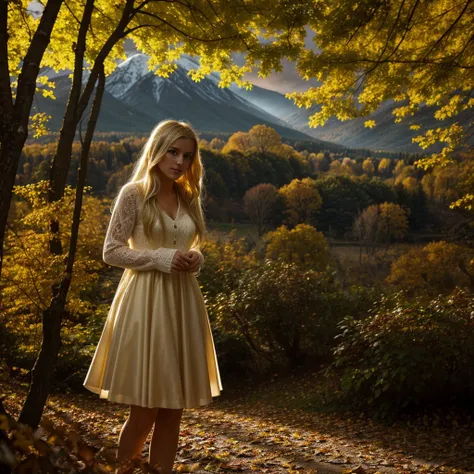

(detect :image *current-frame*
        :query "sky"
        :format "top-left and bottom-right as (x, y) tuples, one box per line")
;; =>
(240, 59), (318, 94)
(235, 28), (319, 94)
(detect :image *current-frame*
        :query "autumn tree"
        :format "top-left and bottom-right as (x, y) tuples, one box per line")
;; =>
(353, 202), (409, 258)
(243, 183), (278, 236)
(264, 223), (329, 271)
(1, 182), (108, 376)
(0, 0), (64, 277)
(362, 158), (375, 176)
(377, 158), (392, 178)
(248, 124), (282, 154)
(341, 157), (357, 174)
(209, 137), (225, 151)
(379, 202), (409, 242)
(279, 143), (300, 160)
(401, 176), (419, 195)
(278, 177), (322, 227)
(387, 241), (474, 297)
(394, 165), (417, 185)
(393, 160), (405, 177)
(431, 164), (464, 204)
(222, 131), (254, 153)
(421, 173), (436, 201)
(313, 152), (330, 172)
(222, 126), (284, 155)
(107, 163), (134, 195)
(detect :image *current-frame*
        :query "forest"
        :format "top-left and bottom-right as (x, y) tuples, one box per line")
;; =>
(1, 0), (473, 473)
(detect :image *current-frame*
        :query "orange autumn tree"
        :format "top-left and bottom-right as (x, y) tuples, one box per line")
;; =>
(387, 241), (474, 296)
(223, 125), (283, 155)
(278, 177), (322, 227)
(222, 131), (254, 153)
(264, 223), (329, 271)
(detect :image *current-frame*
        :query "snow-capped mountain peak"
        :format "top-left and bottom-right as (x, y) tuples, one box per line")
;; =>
(107, 53), (155, 99)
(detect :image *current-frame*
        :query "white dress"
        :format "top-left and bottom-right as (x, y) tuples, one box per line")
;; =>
(83, 182), (222, 408)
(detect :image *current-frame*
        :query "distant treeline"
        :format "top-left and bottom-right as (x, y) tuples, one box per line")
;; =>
(16, 126), (467, 237)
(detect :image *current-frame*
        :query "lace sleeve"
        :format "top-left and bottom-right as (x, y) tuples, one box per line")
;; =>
(103, 183), (177, 273)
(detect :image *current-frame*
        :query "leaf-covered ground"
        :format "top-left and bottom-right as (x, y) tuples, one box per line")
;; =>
(3, 371), (474, 474)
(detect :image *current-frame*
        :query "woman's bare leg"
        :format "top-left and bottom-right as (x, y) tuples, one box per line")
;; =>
(117, 405), (158, 464)
(149, 408), (184, 474)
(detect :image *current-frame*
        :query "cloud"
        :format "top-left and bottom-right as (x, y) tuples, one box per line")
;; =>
(243, 59), (318, 94)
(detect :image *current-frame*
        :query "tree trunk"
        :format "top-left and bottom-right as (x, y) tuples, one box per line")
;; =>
(0, 133), (27, 279)
(47, 0), (135, 255)
(19, 66), (105, 429)
(47, 0), (95, 255)
(0, 0), (64, 278)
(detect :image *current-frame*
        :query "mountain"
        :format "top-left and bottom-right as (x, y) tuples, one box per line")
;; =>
(34, 54), (472, 153)
(284, 102), (441, 153)
(229, 83), (299, 120)
(34, 54), (322, 142)
(231, 83), (472, 153)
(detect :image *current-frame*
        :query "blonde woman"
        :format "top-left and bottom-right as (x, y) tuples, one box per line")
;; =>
(84, 120), (222, 474)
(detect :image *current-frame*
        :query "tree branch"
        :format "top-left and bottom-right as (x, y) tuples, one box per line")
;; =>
(135, 9), (239, 42)
(422, 0), (472, 61)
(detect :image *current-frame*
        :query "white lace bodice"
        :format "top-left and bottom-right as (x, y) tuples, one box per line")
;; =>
(103, 182), (204, 274)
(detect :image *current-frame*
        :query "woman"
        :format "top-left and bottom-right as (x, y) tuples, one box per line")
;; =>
(84, 120), (223, 474)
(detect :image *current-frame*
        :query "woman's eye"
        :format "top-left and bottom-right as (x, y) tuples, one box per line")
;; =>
(168, 149), (177, 155)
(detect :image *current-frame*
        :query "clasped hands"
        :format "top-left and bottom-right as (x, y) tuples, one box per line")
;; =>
(171, 249), (201, 273)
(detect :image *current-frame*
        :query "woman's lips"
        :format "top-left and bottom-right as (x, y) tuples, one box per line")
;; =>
(171, 168), (182, 173)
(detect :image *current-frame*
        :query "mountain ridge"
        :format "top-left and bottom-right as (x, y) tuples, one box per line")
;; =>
(34, 54), (321, 143)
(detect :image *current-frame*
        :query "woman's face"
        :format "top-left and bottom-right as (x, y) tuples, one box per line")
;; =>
(156, 137), (195, 182)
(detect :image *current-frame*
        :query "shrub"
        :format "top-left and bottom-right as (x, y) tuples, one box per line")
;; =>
(0, 182), (109, 383)
(327, 288), (474, 418)
(214, 260), (370, 372)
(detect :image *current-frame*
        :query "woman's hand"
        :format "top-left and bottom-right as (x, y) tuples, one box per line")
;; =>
(185, 250), (201, 273)
(171, 250), (193, 273)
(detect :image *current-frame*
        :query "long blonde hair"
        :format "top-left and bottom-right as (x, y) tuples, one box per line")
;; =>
(128, 119), (206, 247)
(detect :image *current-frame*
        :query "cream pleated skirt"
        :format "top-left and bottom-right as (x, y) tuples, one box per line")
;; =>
(84, 269), (223, 408)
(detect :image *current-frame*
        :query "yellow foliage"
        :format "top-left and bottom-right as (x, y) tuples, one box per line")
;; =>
(9, 0), (314, 135)
(264, 224), (329, 271)
(279, 178), (322, 226)
(364, 120), (376, 129)
(387, 241), (474, 296)
(1, 182), (109, 364)
(222, 125), (290, 157)
(362, 158), (375, 176)
(379, 202), (409, 240)
(248, 125), (282, 154)
(222, 132), (254, 154)
(377, 158), (392, 177)
(29, 113), (52, 139)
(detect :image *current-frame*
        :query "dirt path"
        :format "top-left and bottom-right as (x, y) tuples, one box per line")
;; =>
(3, 378), (474, 474)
